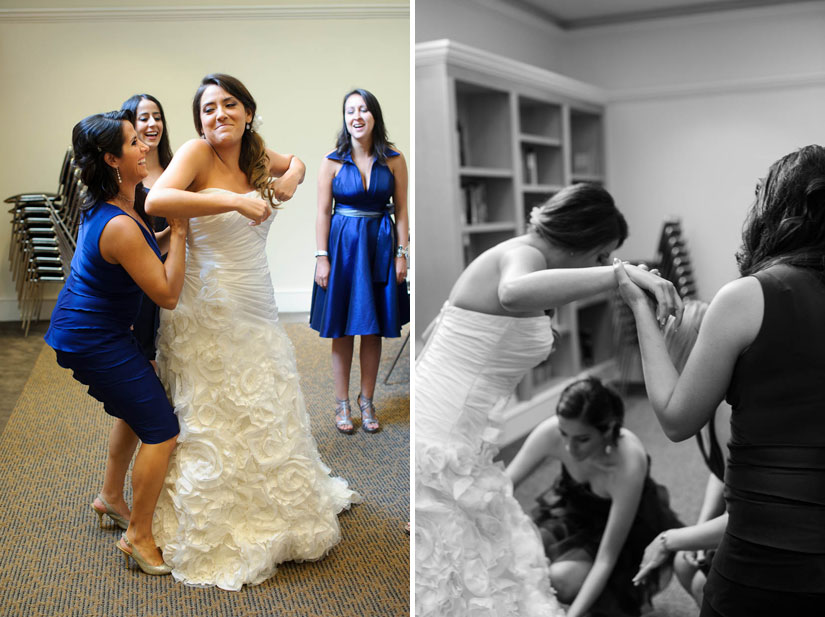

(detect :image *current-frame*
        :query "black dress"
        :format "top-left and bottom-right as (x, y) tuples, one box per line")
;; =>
(132, 202), (167, 361)
(702, 265), (825, 616)
(532, 457), (683, 617)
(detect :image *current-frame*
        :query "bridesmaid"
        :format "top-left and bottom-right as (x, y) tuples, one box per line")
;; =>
(45, 110), (187, 574)
(121, 93), (174, 370)
(310, 88), (409, 434)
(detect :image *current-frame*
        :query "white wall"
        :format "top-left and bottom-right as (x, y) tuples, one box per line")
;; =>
(0, 0), (409, 319)
(562, 2), (825, 300)
(414, 0), (565, 72)
(416, 0), (825, 302)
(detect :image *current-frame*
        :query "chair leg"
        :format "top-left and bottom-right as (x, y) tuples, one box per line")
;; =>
(383, 331), (410, 384)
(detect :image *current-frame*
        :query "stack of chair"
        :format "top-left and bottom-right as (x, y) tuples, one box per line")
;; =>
(613, 217), (697, 389)
(5, 148), (82, 335)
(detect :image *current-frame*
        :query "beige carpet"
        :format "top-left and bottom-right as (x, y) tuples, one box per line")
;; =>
(0, 323), (409, 617)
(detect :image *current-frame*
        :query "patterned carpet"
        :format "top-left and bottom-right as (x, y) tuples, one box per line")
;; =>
(0, 323), (409, 617)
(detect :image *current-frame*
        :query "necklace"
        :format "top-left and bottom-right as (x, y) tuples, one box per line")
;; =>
(116, 192), (135, 205)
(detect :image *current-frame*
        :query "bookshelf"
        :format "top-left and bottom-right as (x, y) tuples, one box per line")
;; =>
(416, 40), (614, 437)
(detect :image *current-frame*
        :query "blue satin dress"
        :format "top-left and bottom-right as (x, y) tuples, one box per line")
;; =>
(309, 149), (409, 338)
(45, 201), (178, 444)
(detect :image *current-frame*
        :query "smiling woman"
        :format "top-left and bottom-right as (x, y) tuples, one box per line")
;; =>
(121, 93), (175, 369)
(43, 109), (189, 576)
(143, 73), (361, 591)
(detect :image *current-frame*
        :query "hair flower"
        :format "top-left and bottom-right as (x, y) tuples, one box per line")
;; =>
(251, 114), (263, 132)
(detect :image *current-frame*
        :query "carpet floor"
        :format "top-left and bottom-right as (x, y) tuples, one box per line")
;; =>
(0, 323), (409, 617)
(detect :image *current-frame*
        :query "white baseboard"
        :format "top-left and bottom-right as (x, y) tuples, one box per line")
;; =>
(500, 359), (620, 446)
(0, 297), (57, 322)
(0, 290), (314, 322)
(275, 289), (313, 314)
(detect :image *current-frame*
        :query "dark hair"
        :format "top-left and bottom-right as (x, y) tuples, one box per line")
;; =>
(736, 144), (825, 277)
(71, 110), (149, 226)
(192, 73), (277, 207)
(529, 183), (628, 253)
(121, 93), (173, 169)
(557, 377), (624, 443)
(335, 88), (396, 164)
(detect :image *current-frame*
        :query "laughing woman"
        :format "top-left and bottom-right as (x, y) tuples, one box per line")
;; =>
(45, 110), (188, 575)
(121, 93), (174, 369)
(309, 88), (409, 434)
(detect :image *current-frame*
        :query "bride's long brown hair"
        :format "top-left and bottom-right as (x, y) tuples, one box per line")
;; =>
(192, 73), (278, 208)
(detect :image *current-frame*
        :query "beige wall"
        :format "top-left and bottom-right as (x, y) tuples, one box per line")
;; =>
(0, 1), (410, 318)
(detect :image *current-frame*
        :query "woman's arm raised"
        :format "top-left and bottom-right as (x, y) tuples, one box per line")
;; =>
(267, 148), (306, 203)
(498, 248), (683, 324)
(615, 260), (761, 440)
(99, 215), (188, 309)
(146, 139), (270, 224)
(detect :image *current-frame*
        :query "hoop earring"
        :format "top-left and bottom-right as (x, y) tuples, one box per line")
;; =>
(115, 167), (122, 184)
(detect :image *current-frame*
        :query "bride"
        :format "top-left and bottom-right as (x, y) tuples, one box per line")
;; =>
(414, 183), (683, 616)
(145, 73), (361, 590)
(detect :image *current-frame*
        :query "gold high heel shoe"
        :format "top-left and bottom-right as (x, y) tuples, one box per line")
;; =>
(91, 494), (129, 530)
(116, 533), (172, 575)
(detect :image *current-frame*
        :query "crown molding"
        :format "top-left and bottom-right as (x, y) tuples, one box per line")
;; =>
(608, 71), (825, 103)
(0, 4), (408, 23)
(415, 39), (605, 104)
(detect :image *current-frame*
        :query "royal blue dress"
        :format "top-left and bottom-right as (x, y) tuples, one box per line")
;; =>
(45, 201), (178, 444)
(309, 149), (409, 338)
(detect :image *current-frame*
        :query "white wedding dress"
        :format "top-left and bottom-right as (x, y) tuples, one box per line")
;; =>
(153, 188), (361, 591)
(415, 304), (565, 617)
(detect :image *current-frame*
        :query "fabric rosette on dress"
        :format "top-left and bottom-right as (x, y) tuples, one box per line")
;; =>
(416, 442), (563, 617)
(153, 190), (361, 591)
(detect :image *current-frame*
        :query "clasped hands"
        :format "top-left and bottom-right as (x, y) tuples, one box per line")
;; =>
(613, 258), (684, 328)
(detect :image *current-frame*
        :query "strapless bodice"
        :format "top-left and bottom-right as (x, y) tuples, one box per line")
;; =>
(415, 304), (553, 448)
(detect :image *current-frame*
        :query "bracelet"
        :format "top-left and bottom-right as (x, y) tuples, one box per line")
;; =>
(659, 531), (672, 552)
(395, 245), (408, 259)
(314, 250), (329, 258)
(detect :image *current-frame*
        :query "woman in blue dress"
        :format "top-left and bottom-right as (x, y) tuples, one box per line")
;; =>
(310, 88), (409, 434)
(45, 110), (188, 575)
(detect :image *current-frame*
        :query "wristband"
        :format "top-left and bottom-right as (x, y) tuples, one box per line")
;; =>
(314, 250), (329, 258)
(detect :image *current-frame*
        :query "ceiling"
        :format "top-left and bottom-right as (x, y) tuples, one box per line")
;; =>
(507, 0), (809, 29)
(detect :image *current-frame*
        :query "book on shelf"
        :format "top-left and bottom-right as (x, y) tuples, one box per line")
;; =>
(463, 182), (488, 225)
(524, 148), (538, 185)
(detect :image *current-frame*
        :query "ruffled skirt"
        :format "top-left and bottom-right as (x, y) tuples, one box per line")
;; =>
(415, 440), (563, 617)
(153, 267), (361, 591)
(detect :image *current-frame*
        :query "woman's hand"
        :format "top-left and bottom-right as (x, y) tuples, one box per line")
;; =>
(235, 195), (272, 226)
(632, 532), (672, 586)
(269, 174), (299, 203)
(315, 257), (330, 289)
(167, 216), (189, 237)
(395, 256), (408, 284)
(615, 259), (683, 327)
